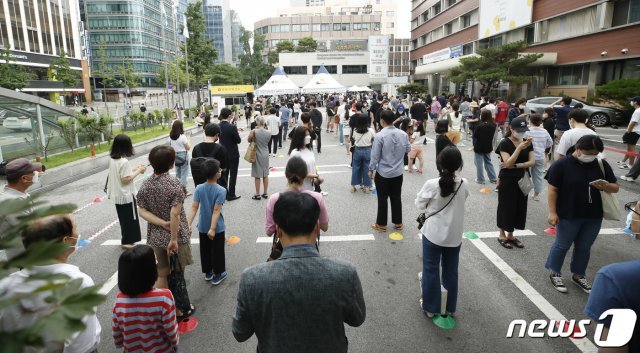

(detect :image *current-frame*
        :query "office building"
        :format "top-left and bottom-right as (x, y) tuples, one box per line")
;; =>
(410, 0), (640, 100)
(230, 9), (242, 66)
(1, 0), (90, 102)
(201, 0), (232, 64)
(290, 0), (325, 7)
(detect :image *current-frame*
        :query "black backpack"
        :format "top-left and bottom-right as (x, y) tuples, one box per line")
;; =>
(190, 143), (220, 186)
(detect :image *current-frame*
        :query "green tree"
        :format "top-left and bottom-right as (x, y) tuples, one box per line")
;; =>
(208, 63), (244, 85)
(185, 0), (219, 105)
(0, 48), (33, 90)
(238, 27), (272, 85)
(267, 50), (279, 65)
(119, 62), (142, 89)
(276, 40), (295, 53)
(596, 79), (640, 107)
(397, 83), (425, 95)
(94, 42), (119, 88)
(0, 196), (106, 353)
(448, 41), (542, 96)
(295, 37), (317, 52)
(49, 50), (79, 92)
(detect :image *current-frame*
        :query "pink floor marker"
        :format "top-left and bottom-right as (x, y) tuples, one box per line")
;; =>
(544, 227), (556, 236)
(178, 317), (198, 334)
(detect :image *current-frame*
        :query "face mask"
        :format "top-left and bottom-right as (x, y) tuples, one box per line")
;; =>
(304, 135), (311, 145)
(632, 101), (635, 107)
(31, 171), (39, 185)
(519, 104), (525, 109)
(542, 113), (549, 118)
(577, 154), (597, 163)
(383, 105), (389, 109)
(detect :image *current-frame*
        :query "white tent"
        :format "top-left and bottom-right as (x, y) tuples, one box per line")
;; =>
(301, 65), (346, 94)
(254, 67), (300, 96)
(347, 85), (373, 92)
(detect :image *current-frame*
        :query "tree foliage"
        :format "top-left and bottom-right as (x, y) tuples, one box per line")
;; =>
(0, 196), (106, 353)
(397, 83), (425, 95)
(276, 40), (295, 53)
(237, 27), (273, 85)
(0, 48), (34, 90)
(118, 62), (142, 89)
(94, 42), (120, 88)
(48, 50), (79, 91)
(596, 79), (640, 107)
(295, 37), (317, 52)
(209, 63), (244, 85)
(448, 41), (542, 96)
(185, 0), (218, 105)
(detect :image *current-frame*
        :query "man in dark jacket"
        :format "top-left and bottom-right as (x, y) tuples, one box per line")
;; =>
(191, 123), (228, 187)
(309, 101), (323, 153)
(232, 192), (365, 353)
(218, 108), (241, 201)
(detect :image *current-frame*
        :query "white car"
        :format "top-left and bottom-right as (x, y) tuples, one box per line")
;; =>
(3, 116), (32, 131)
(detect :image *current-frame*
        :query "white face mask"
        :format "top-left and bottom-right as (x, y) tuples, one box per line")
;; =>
(304, 135), (311, 145)
(577, 153), (597, 163)
(31, 171), (39, 185)
(519, 104), (525, 109)
(542, 113), (549, 118)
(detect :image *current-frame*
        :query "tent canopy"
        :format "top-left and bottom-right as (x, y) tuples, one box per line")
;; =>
(301, 65), (346, 94)
(347, 85), (373, 92)
(254, 67), (299, 96)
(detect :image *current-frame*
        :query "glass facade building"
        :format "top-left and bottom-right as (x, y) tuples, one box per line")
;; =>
(201, 0), (231, 64)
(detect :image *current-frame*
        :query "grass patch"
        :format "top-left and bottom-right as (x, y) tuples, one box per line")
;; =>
(43, 121), (195, 169)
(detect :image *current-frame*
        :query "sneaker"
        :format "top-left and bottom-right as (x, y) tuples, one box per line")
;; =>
(321, 191), (329, 196)
(616, 161), (625, 165)
(211, 271), (228, 286)
(572, 275), (592, 293)
(550, 273), (568, 293)
(404, 166), (409, 171)
(619, 164), (630, 169)
(419, 299), (435, 318)
(204, 272), (214, 281)
(350, 186), (357, 193)
(475, 179), (485, 184)
(621, 175), (636, 182)
(533, 194), (540, 201)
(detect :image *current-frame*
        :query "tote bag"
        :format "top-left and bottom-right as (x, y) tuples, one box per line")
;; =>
(597, 160), (621, 221)
(244, 131), (257, 163)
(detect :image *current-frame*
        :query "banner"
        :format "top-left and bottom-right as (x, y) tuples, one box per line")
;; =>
(479, 0), (533, 39)
(369, 35), (389, 79)
(210, 85), (254, 95)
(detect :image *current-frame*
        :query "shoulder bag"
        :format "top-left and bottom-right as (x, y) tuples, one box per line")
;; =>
(244, 131), (257, 163)
(518, 169), (533, 196)
(417, 180), (464, 229)
(597, 159), (621, 221)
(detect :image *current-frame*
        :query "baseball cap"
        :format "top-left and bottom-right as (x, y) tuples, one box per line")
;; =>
(632, 96), (640, 104)
(510, 117), (529, 133)
(5, 158), (42, 180)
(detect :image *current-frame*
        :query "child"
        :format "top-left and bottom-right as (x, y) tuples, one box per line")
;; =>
(407, 123), (425, 174)
(187, 159), (228, 285)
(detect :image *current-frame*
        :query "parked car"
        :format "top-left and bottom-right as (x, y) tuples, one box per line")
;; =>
(524, 96), (625, 127)
(3, 116), (32, 131)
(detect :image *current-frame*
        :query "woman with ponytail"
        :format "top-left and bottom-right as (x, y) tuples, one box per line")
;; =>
(414, 146), (469, 322)
(445, 102), (462, 145)
(264, 156), (329, 237)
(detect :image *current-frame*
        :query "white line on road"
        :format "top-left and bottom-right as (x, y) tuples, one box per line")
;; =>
(468, 239), (597, 353)
(99, 271), (119, 295)
(88, 219), (119, 241)
(474, 230), (537, 238)
(238, 164), (350, 171)
(238, 170), (349, 178)
(256, 234), (375, 243)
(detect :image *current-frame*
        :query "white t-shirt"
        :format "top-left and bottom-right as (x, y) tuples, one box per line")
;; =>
(485, 103), (496, 117)
(411, 131), (426, 145)
(289, 148), (316, 191)
(448, 112), (462, 131)
(107, 158), (136, 204)
(169, 134), (188, 152)
(266, 114), (280, 135)
(352, 129), (375, 147)
(415, 177), (469, 247)
(556, 127), (597, 156)
(630, 108), (640, 133)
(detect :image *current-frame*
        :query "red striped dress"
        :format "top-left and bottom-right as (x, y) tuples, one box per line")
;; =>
(112, 288), (179, 353)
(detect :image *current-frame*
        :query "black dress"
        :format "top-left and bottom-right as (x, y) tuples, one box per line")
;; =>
(496, 138), (534, 232)
(435, 134), (455, 158)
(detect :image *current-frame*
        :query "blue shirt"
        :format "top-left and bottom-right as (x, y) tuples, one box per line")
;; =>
(279, 107), (290, 124)
(584, 260), (640, 353)
(554, 105), (572, 131)
(193, 183), (227, 233)
(369, 126), (411, 178)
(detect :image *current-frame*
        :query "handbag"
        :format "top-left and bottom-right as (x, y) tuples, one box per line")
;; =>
(597, 159), (621, 221)
(417, 180), (464, 229)
(518, 169), (533, 196)
(244, 131), (257, 163)
(175, 152), (187, 167)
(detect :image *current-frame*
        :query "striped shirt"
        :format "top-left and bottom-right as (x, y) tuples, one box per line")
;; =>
(525, 127), (553, 161)
(112, 288), (178, 353)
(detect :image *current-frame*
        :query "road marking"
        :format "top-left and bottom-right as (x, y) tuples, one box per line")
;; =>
(256, 234), (375, 243)
(99, 271), (119, 295)
(238, 170), (349, 178)
(238, 164), (350, 171)
(598, 227), (626, 235)
(474, 230), (537, 238)
(467, 238), (597, 353)
(88, 219), (119, 241)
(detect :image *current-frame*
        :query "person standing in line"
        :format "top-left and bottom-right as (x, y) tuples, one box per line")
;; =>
(525, 114), (553, 201)
(619, 96), (640, 173)
(435, 120), (455, 159)
(112, 245), (178, 353)
(219, 108), (242, 201)
(508, 98), (527, 123)
(248, 116), (272, 200)
(244, 101), (253, 127)
(542, 107), (557, 169)
(191, 123), (229, 188)
(460, 97), (472, 137)
(556, 109), (597, 158)
(350, 116), (376, 193)
(445, 102), (462, 145)
(545, 135), (619, 294)
(472, 110), (497, 184)
(107, 134), (147, 249)
(278, 102), (290, 149)
(369, 110), (411, 232)
(549, 96), (573, 143)
(232, 192), (365, 353)
(495, 117), (535, 249)
(415, 147), (469, 319)
(265, 107), (281, 157)
(430, 98), (441, 121)
(289, 126), (321, 193)
(336, 101), (347, 146)
(410, 98), (427, 135)
(187, 159), (228, 285)
(325, 98), (336, 133)
(309, 101), (323, 153)
(168, 121), (190, 186)
(466, 100), (481, 139)
(494, 97), (510, 138)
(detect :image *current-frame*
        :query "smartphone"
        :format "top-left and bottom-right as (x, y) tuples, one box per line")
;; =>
(589, 179), (608, 186)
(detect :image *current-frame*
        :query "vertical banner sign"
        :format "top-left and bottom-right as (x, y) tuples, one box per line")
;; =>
(369, 35), (389, 79)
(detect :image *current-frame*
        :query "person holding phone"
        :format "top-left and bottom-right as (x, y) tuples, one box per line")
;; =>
(545, 135), (619, 294)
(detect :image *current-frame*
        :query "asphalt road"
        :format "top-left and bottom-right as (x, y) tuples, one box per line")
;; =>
(32, 119), (639, 353)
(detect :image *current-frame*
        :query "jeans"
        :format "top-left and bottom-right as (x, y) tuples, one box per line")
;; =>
(374, 173), (403, 225)
(531, 159), (545, 193)
(626, 157), (640, 179)
(545, 218), (602, 276)
(473, 152), (496, 183)
(421, 236), (460, 314)
(281, 124), (289, 146)
(351, 147), (372, 186)
(338, 124), (345, 144)
(174, 151), (189, 186)
(268, 135), (279, 154)
(199, 231), (226, 275)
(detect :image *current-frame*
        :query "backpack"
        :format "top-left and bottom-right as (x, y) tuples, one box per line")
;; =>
(397, 103), (405, 113)
(190, 143), (221, 186)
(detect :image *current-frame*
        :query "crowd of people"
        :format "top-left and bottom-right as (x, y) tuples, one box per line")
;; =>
(0, 91), (639, 353)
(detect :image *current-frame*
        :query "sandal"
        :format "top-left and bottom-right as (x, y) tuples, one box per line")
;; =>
(252, 195), (261, 200)
(371, 223), (387, 232)
(394, 224), (404, 230)
(177, 304), (196, 322)
(261, 193), (269, 199)
(497, 238), (513, 249)
(510, 237), (524, 248)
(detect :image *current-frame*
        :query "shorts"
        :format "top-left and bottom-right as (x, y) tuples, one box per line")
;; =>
(430, 112), (439, 120)
(408, 145), (424, 159)
(152, 243), (194, 270)
(623, 132), (640, 145)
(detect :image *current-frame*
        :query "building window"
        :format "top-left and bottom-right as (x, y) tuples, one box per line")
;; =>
(433, 2), (441, 16)
(613, 0), (640, 26)
(446, 0), (457, 7)
(524, 25), (535, 44)
(271, 25), (280, 33)
(361, 22), (370, 30)
(342, 65), (367, 74)
(354, 23), (362, 30)
(342, 23), (350, 31)
(333, 23), (341, 31)
(386, 22), (394, 28)
(281, 24), (290, 32)
(422, 9), (429, 22)
(283, 66), (307, 75)
(292, 24), (301, 31)
(462, 42), (473, 55)
(373, 22), (381, 31)
(386, 11), (395, 16)
(271, 39), (280, 46)
(462, 14), (471, 28)
(313, 65), (337, 73)
(547, 64), (589, 86)
(444, 22), (453, 35)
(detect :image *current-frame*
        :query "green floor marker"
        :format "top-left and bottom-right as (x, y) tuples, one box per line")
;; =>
(433, 315), (456, 329)
(463, 232), (478, 240)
